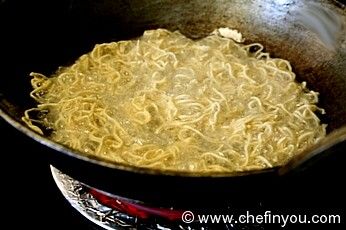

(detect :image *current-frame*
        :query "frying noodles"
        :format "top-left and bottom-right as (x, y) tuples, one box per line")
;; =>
(23, 28), (326, 172)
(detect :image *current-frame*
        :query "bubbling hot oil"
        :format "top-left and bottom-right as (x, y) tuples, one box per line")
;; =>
(23, 29), (326, 173)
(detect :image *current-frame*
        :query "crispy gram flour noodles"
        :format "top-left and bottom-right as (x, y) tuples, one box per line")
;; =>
(23, 28), (326, 172)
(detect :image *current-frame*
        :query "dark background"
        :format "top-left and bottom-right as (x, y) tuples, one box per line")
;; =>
(0, 0), (345, 229)
(0, 117), (93, 228)
(1, 112), (345, 229)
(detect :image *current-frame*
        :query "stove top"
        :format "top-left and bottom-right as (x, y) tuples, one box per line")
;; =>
(52, 166), (186, 230)
(51, 166), (265, 230)
(1, 118), (344, 229)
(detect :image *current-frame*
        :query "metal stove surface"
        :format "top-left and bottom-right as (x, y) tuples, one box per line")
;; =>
(51, 166), (265, 230)
(1, 115), (344, 230)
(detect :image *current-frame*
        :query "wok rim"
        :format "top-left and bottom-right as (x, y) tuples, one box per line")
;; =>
(0, 105), (279, 177)
(1, 0), (346, 179)
(2, 105), (346, 178)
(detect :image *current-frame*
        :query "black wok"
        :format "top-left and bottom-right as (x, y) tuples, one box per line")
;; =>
(0, 0), (345, 208)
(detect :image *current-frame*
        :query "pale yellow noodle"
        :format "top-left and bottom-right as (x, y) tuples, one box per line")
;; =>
(22, 29), (326, 173)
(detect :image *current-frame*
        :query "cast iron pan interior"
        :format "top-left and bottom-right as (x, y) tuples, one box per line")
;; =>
(0, 0), (345, 207)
